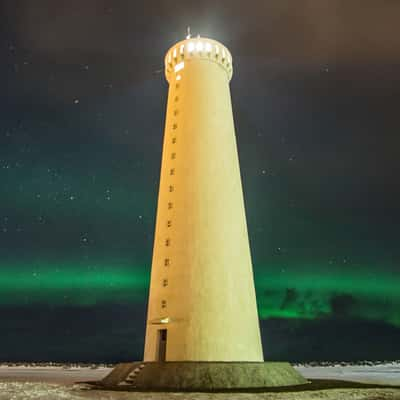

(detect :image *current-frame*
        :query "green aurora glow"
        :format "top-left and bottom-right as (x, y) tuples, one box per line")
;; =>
(1, 261), (399, 327)
(1, 10), (400, 361)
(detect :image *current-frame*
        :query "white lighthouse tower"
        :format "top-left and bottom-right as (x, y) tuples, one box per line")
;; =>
(144, 35), (263, 363)
(101, 34), (306, 390)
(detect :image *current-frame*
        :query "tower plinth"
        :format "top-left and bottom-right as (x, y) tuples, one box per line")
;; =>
(99, 35), (306, 391)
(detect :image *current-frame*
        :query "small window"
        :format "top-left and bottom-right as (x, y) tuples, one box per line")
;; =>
(172, 123), (177, 130)
(175, 83), (180, 89)
(170, 168), (175, 175)
(173, 48), (177, 59)
(163, 279), (168, 287)
(167, 220), (172, 227)
(174, 61), (184, 72)
(165, 238), (170, 246)
(164, 258), (170, 266)
(171, 153), (176, 159)
(174, 96), (179, 102)
(161, 300), (167, 308)
(167, 202), (173, 209)
(174, 110), (179, 116)
(172, 137), (177, 144)
(168, 185), (174, 192)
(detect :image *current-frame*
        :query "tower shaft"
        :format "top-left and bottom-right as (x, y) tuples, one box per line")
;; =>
(144, 38), (263, 362)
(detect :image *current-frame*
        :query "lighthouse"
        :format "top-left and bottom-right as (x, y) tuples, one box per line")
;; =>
(144, 35), (263, 363)
(100, 34), (306, 390)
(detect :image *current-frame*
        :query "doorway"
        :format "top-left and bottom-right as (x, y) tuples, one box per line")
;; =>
(157, 329), (167, 361)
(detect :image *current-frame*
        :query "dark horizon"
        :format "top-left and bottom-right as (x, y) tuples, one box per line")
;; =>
(1, 0), (399, 362)
(1, 304), (400, 363)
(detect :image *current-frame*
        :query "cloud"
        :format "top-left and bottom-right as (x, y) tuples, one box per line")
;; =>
(280, 288), (299, 310)
(329, 293), (357, 317)
(260, 285), (400, 327)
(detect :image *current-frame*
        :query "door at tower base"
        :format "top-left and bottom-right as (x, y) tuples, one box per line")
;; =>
(157, 329), (167, 362)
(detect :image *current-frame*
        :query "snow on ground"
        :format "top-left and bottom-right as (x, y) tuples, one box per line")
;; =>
(0, 364), (399, 400)
(0, 382), (400, 400)
(296, 363), (400, 386)
(0, 365), (110, 385)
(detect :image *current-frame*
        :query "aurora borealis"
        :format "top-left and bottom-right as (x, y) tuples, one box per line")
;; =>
(1, 1), (400, 362)
(1, 262), (399, 325)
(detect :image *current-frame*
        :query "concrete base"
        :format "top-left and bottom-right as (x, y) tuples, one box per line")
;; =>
(97, 361), (307, 391)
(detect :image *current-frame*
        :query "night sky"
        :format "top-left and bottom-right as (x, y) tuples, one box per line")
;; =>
(1, 1), (400, 363)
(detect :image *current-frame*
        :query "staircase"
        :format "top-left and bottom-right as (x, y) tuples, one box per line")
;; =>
(119, 363), (146, 387)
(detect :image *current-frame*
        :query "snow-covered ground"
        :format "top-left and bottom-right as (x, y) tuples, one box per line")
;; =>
(0, 364), (399, 400)
(0, 365), (110, 384)
(296, 363), (400, 386)
(0, 382), (399, 400)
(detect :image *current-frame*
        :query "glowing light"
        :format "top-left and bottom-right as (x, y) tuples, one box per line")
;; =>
(174, 61), (184, 72)
(180, 44), (184, 54)
(215, 45), (219, 55)
(173, 48), (177, 58)
(176, 75), (181, 81)
(196, 41), (203, 52)
(205, 42), (212, 53)
(222, 48), (226, 60)
(188, 42), (195, 52)
(167, 52), (171, 63)
(160, 317), (170, 324)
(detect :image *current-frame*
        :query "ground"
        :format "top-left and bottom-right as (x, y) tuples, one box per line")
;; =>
(0, 364), (399, 399)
